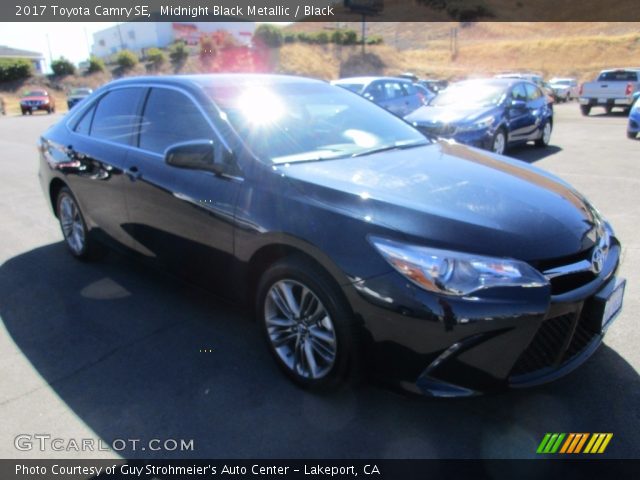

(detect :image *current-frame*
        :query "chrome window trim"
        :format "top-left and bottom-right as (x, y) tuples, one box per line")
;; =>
(63, 82), (243, 182)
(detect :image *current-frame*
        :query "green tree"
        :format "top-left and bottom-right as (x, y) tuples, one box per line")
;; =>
(253, 24), (283, 48)
(169, 41), (189, 68)
(86, 56), (105, 73)
(146, 48), (167, 69)
(0, 58), (32, 82)
(116, 50), (138, 70)
(51, 57), (76, 76)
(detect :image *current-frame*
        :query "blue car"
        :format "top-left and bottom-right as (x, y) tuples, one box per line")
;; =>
(628, 95), (640, 139)
(405, 78), (554, 155)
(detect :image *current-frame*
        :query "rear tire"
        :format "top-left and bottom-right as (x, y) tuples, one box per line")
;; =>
(56, 187), (103, 260)
(605, 106), (613, 114)
(580, 105), (591, 116)
(256, 255), (360, 392)
(535, 121), (552, 148)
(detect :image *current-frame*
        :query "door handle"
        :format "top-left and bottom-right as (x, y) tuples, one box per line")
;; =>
(126, 166), (142, 181)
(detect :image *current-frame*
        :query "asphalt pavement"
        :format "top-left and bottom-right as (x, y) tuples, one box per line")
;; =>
(0, 104), (638, 459)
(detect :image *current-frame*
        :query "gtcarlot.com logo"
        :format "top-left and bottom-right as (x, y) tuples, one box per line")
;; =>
(536, 433), (613, 454)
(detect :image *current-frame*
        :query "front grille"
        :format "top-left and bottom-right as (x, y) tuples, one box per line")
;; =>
(418, 124), (456, 138)
(510, 313), (574, 376)
(537, 247), (598, 295)
(511, 310), (600, 377)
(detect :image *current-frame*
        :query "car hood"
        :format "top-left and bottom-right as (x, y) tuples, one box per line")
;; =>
(278, 142), (602, 261)
(405, 105), (498, 126)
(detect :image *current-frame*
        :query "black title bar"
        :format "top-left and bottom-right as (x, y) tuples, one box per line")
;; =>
(4, 0), (640, 22)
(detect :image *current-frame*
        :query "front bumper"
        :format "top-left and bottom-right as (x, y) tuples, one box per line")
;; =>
(344, 242), (623, 397)
(628, 114), (640, 134)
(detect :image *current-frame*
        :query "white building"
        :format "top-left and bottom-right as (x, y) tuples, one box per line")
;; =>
(92, 22), (256, 58)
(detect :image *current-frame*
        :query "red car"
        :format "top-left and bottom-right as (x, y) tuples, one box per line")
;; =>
(20, 89), (56, 115)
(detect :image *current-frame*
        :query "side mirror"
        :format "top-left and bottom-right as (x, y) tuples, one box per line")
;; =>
(511, 99), (527, 110)
(164, 140), (222, 174)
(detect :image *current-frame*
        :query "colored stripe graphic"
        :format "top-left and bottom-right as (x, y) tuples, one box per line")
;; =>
(584, 433), (613, 454)
(538, 433), (613, 454)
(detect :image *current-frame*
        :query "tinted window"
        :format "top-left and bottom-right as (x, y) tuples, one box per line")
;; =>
(511, 84), (528, 101)
(525, 83), (542, 100)
(383, 82), (405, 99)
(139, 88), (213, 154)
(598, 71), (638, 82)
(90, 88), (145, 145)
(74, 104), (96, 135)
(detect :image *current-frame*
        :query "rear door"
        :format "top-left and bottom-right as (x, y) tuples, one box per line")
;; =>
(64, 87), (146, 248)
(123, 86), (240, 288)
(523, 83), (546, 140)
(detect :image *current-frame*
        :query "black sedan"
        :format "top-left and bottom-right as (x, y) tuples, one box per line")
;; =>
(38, 75), (625, 396)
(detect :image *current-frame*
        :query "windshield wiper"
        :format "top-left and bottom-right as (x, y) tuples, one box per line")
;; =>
(350, 141), (428, 158)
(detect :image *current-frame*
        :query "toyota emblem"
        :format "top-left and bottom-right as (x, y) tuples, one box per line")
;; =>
(591, 246), (605, 274)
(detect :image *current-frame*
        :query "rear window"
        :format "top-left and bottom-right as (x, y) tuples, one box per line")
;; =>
(598, 71), (638, 82)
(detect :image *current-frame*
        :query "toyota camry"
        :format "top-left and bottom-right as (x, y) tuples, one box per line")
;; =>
(37, 75), (625, 396)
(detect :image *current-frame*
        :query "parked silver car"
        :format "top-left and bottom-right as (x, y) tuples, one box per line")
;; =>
(332, 76), (425, 117)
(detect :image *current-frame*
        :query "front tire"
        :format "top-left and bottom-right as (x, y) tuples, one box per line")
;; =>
(56, 187), (101, 260)
(629, 130), (638, 139)
(256, 255), (358, 391)
(581, 105), (591, 116)
(491, 129), (507, 155)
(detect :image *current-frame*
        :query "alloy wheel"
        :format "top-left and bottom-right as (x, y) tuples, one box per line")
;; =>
(264, 279), (337, 380)
(59, 194), (86, 255)
(492, 131), (506, 155)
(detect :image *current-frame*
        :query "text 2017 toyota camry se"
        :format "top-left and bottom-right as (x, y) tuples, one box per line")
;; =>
(38, 75), (625, 397)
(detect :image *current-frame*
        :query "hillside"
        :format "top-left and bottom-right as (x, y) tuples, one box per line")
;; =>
(2, 22), (639, 114)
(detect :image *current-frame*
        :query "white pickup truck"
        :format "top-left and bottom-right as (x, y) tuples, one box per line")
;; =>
(579, 68), (640, 116)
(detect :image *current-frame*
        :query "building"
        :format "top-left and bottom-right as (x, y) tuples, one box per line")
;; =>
(91, 23), (256, 58)
(0, 45), (46, 73)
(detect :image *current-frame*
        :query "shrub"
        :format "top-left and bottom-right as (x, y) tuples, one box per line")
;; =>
(51, 57), (76, 76)
(253, 24), (283, 48)
(0, 58), (33, 82)
(283, 32), (297, 44)
(331, 30), (345, 45)
(87, 56), (105, 73)
(169, 41), (189, 66)
(116, 50), (138, 70)
(342, 30), (359, 45)
(315, 32), (330, 45)
(146, 48), (167, 68)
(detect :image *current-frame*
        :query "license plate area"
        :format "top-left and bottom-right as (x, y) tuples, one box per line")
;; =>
(581, 279), (625, 333)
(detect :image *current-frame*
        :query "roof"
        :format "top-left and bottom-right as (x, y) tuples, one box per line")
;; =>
(108, 73), (325, 90)
(332, 76), (413, 84)
(0, 45), (44, 59)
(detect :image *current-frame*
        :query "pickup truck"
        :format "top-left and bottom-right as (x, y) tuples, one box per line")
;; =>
(579, 68), (640, 115)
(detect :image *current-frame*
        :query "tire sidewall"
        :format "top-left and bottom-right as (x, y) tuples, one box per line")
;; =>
(256, 257), (355, 391)
(56, 187), (90, 258)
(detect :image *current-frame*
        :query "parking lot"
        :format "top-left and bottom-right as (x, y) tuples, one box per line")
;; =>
(0, 103), (638, 459)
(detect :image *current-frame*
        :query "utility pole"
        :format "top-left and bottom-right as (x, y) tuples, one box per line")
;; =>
(45, 33), (53, 71)
(361, 13), (366, 55)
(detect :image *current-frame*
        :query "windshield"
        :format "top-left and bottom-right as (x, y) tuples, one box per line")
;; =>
(71, 88), (92, 95)
(334, 83), (365, 94)
(23, 90), (47, 97)
(205, 81), (428, 164)
(551, 80), (572, 86)
(431, 83), (506, 107)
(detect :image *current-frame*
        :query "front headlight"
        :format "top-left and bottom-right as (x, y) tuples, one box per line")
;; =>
(370, 236), (548, 296)
(456, 116), (494, 132)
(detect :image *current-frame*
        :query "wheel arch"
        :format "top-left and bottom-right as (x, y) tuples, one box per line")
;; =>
(49, 178), (68, 217)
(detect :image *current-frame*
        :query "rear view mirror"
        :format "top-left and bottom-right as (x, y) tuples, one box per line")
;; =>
(164, 140), (221, 174)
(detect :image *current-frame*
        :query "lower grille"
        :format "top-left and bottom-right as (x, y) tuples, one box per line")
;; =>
(511, 310), (600, 377)
(511, 314), (574, 376)
(418, 124), (456, 138)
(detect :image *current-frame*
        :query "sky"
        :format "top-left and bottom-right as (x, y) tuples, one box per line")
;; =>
(0, 22), (119, 67)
